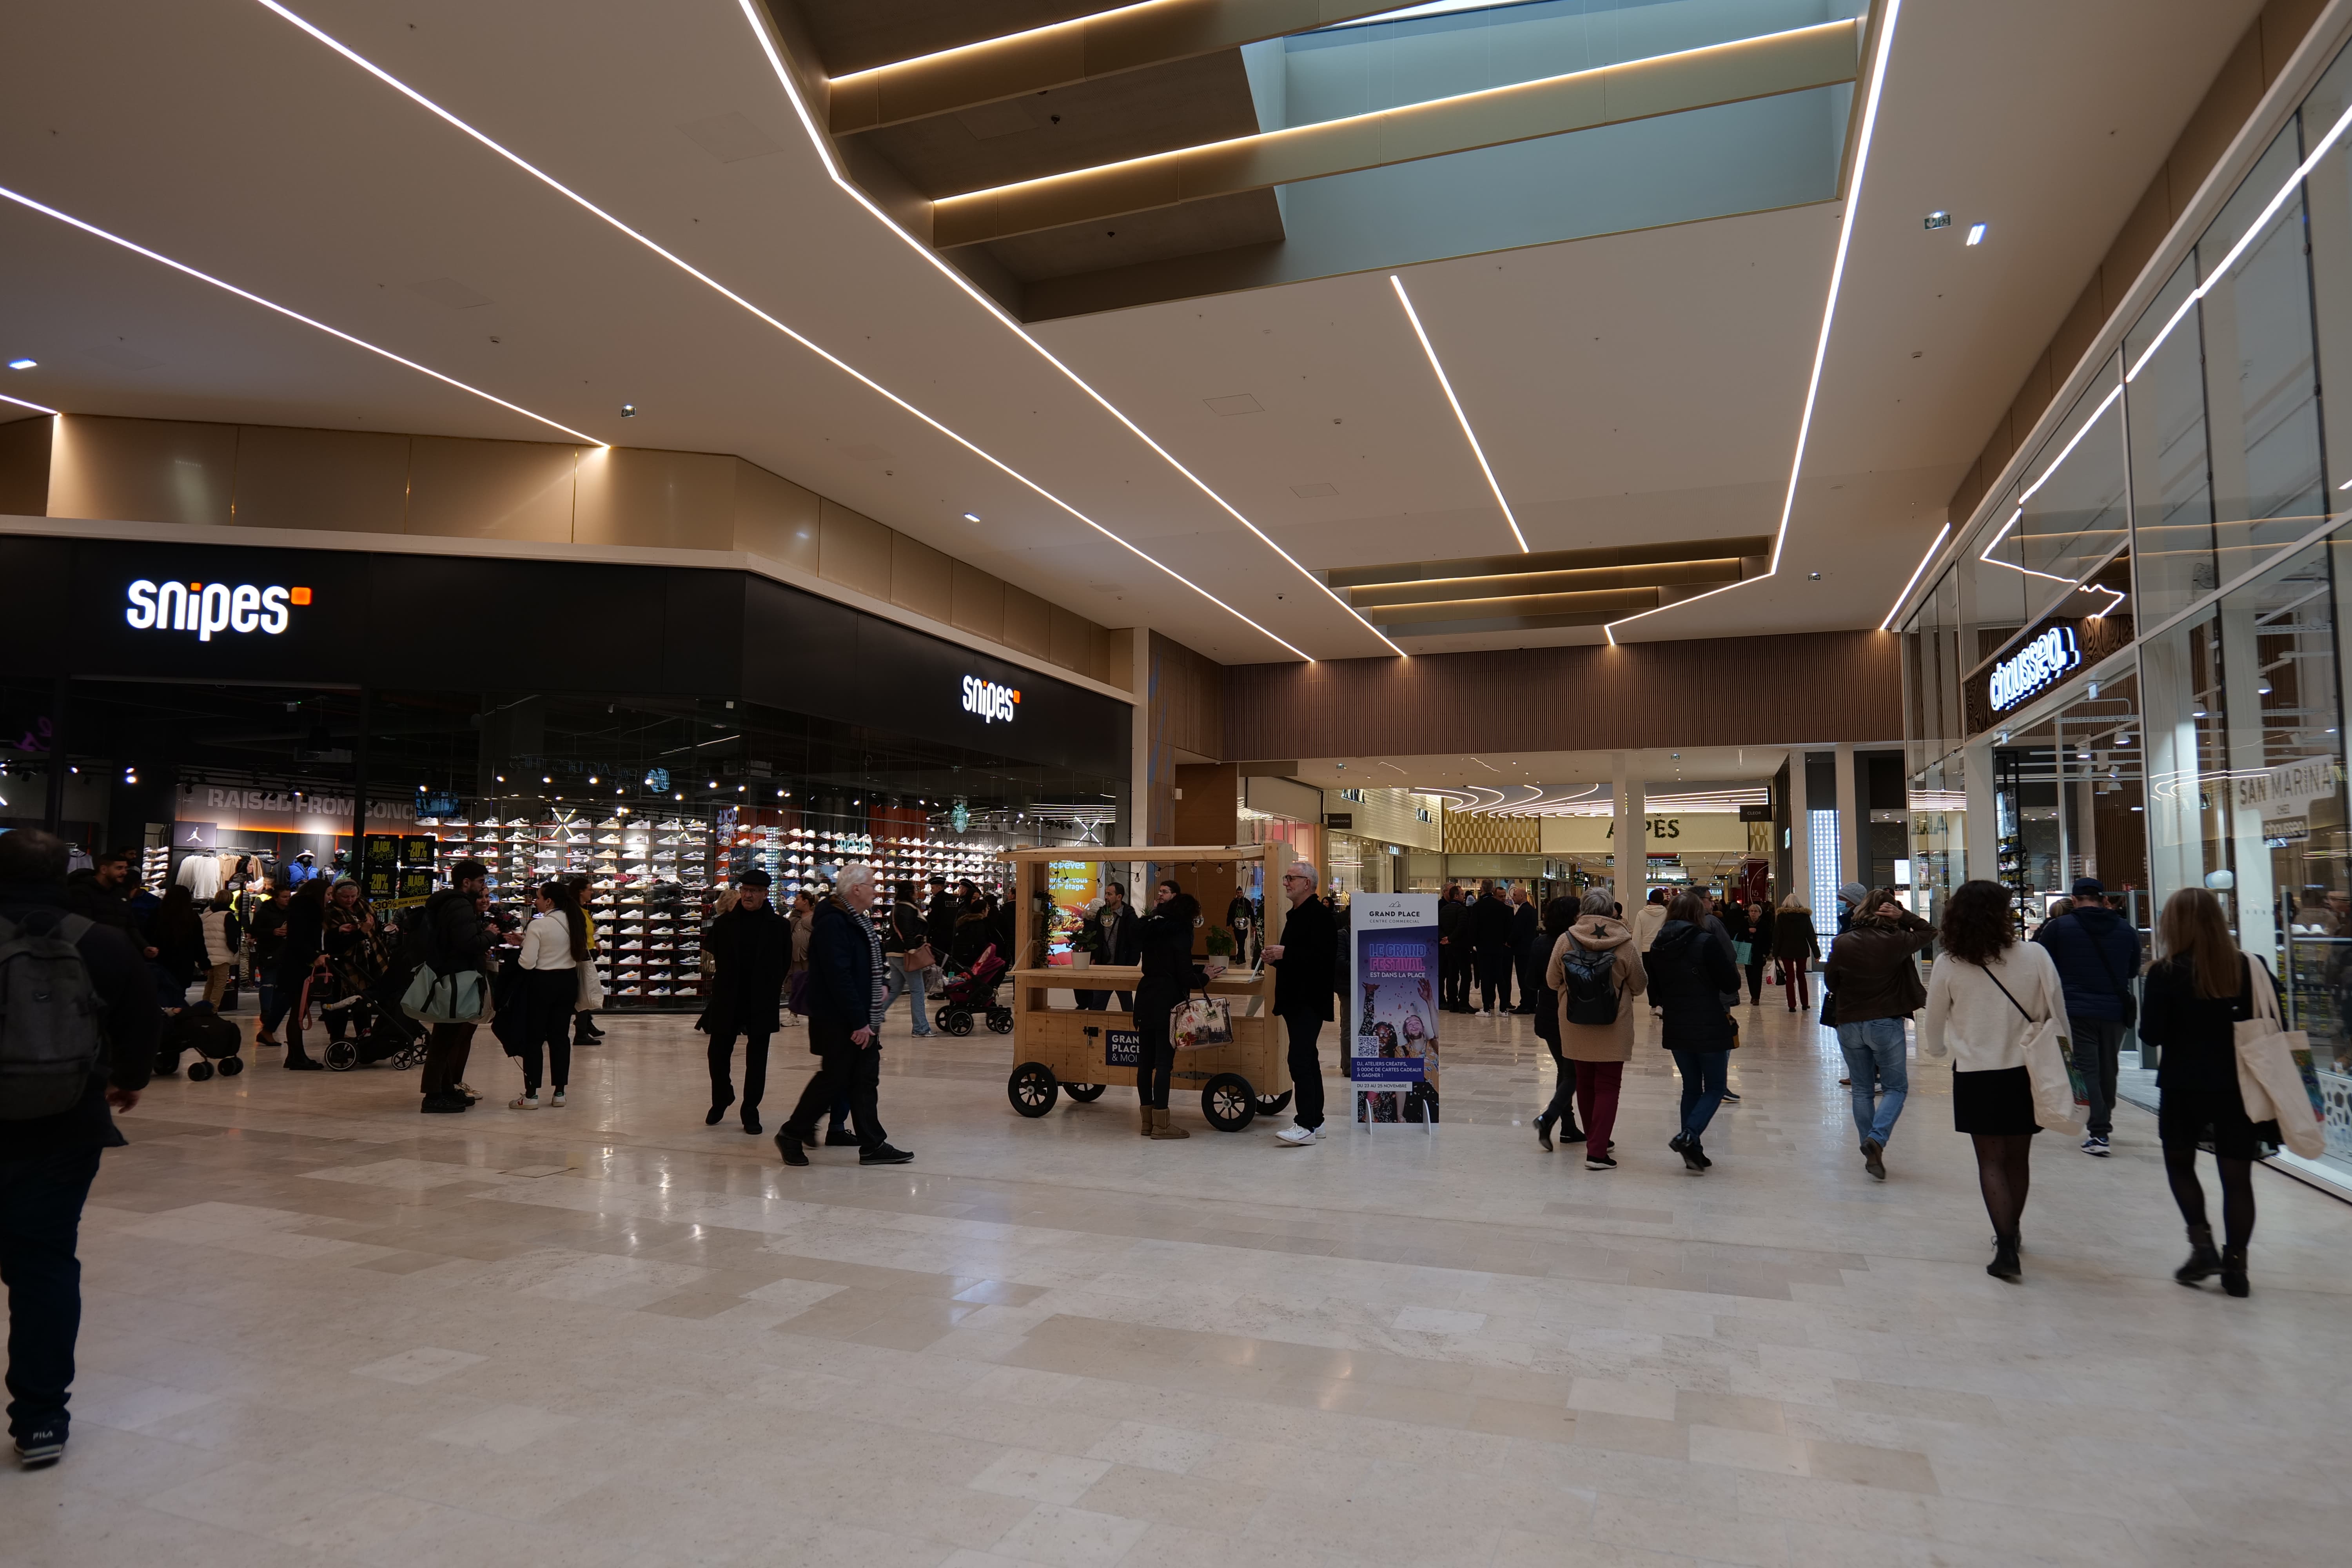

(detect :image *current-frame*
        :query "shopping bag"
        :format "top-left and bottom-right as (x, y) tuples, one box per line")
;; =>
(1169, 994), (1232, 1049)
(1768, 964), (1783, 987)
(2237, 961), (2324, 1158)
(1734, 941), (1753, 967)
(576, 957), (604, 1010)
(1982, 965), (2081, 1136)
(400, 962), (483, 1024)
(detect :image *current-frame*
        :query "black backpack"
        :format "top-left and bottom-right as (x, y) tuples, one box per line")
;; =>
(1559, 938), (1621, 1027)
(0, 910), (105, 1119)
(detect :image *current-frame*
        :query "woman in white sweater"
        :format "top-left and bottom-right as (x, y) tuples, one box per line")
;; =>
(1920, 879), (2067, 1282)
(514, 881), (586, 1109)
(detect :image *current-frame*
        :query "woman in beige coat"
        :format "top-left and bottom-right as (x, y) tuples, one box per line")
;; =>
(1545, 888), (1648, 1170)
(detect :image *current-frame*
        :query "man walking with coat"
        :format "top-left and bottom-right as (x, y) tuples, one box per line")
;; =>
(776, 865), (912, 1166)
(2033, 877), (2143, 1156)
(702, 868), (792, 1134)
(1267, 859), (1336, 1147)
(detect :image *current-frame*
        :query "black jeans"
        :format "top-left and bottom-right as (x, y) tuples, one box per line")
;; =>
(785, 1017), (886, 1148)
(1, 1146), (102, 1443)
(1440, 944), (1469, 1009)
(1743, 958), (1766, 1004)
(422, 1021), (474, 1099)
(2069, 1016), (2127, 1137)
(709, 1030), (772, 1119)
(1132, 980), (1181, 1109)
(1514, 948), (1543, 1009)
(517, 968), (577, 1094)
(1477, 947), (1514, 1012)
(1284, 1011), (1325, 1130)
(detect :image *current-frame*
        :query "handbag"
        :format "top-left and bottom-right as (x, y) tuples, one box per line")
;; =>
(1982, 962), (2083, 1135)
(903, 942), (937, 972)
(2236, 959), (2324, 1158)
(1169, 991), (1232, 1050)
(399, 962), (484, 1024)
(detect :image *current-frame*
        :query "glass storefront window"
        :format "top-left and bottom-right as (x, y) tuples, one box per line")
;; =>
(2126, 256), (2221, 623)
(2141, 605), (2234, 931)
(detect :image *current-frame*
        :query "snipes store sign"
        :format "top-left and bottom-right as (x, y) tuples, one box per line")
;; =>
(960, 675), (1020, 724)
(126, 578), (312, 640)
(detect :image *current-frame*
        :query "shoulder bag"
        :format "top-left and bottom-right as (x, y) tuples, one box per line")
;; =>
(1169, 988), (1233, 1050)
(2236, 959), (2323, 1158)
(1982, 961), (2083, 1134)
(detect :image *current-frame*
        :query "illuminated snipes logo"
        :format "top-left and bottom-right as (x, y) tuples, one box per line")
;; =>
(125, 579), (310, 640)
(960, 675), (1020, 724)
(1989, 625), (2079, 711)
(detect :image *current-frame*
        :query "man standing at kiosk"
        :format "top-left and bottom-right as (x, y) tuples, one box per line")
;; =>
(1266, 859), (1336, 1148)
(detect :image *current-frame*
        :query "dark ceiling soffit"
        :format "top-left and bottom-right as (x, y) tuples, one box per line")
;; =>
(828, 1), (1405, 134)
(1326, 535), (1775, 590)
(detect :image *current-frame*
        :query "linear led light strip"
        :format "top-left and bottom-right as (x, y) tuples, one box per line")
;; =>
(721, 1), (1405, 657)
(0, 388), (62, 416)
(0, 182), (601, 444)
(1877, 522), (1949, 630)
(250, 1), (1317, 664)
(1604, 0), (1904, 644)
(1390, 275), (1528, 552)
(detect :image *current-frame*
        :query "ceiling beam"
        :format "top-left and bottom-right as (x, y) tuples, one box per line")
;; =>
(828, 0), (1405, 135)
(931, 18), (1860, 249)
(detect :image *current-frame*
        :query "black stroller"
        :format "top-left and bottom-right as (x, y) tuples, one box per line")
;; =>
(319, 921), (429, 1072)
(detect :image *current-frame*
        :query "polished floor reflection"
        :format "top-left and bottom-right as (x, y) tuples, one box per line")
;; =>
(6, 997), (2351, 1568)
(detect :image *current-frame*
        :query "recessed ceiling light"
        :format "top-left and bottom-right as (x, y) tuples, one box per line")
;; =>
(620, 403), (637, 416)
(1924, 211), (1951, 230)
(963, 512), (980, 522)
(5, 358), (34, 370)
(1965, 223), (1987, 245)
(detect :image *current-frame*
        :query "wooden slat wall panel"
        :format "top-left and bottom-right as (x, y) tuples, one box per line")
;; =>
(1223, 632), (1901, 759)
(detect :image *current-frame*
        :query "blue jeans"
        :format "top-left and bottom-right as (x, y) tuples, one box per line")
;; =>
(1, 1146), (102, 1443)
(1671, 1049), (1729, 1138)
(882, 955), (931, 1036)
(1836, 1018), (1910, 1147)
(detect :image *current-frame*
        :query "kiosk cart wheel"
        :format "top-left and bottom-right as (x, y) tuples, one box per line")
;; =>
(1201, 1073), (1257, 1132)
(323, 1039), (359, 1072)
(939, 1007), (975, 1037)
(985, 1006), (1014, 1034)
(1063, 1082), (1105, 1103)
(1008, 1062), (1059, 1118)
(1255, 1090), (1292, 1119)
(218, 1056), (245, 1077)
(186, 1061), (214, 1082)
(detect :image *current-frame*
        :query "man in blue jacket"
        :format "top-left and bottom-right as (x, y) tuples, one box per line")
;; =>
(775, 864), (911, 1167)
(2033, 877), (2142, 1156)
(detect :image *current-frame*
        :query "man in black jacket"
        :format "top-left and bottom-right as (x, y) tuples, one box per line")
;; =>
(702, 869), (792, 1133)
(1472, 881), (1517, 1015)
(1266, 859), (1337, 1147)
(1436, 885), (1470, 1013)
(1509, 887), (1543, 1014)
(416, 860), (494, 1113)
(0, 829), (160, 1469)
(2033, 876), (2144, 1156)
(777, 865), (911, 1167)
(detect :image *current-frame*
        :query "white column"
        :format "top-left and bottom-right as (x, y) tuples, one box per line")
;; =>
(1963, 734), (1998, 892)
(1834, 741), (1860, 892)
(1613, 753), (1643, 918)
(1129, 630), (1150, 896)
(2220, 599), (2278, 965)
(1786, 761), (1811, 911)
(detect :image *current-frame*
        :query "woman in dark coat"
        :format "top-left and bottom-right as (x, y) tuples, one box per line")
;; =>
(1650, 889), (1742, 1171)
(144, 884), (207, 1011)
(700, 868), (793, 1133)
(1530, 895), (1586, 1150)
(1132, 881), (1202, 1139)
(1743, 901), (1774, 1004)
(1771, 894), (1820, 1011)
(2138, 886), (2276, 1298)
(276, 877), (330, 1070)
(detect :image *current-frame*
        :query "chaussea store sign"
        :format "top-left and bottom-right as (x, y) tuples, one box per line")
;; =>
(1962, 613), (2131, 735)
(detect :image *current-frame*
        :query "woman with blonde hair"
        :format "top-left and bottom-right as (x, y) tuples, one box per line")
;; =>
(2138, 887), (2274, 1298)
(1771, 893), (1820, 1012)
(1921, 879), (2066, 1281)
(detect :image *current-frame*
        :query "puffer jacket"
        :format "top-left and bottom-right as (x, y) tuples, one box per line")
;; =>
(1648, 919), (1740, 1051)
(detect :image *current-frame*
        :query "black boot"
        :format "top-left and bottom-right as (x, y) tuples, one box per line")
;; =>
(283, 1048), (323, 1071)
(1560, 1114), (1586, 1143)
(706, 1089), (735, 1127)
(2221, 1248), (2250, 1298)
(1680, 1137), (1707, 1173)
(1988, 1234), (2023, 1281)
(1534, 1110), (1557, 1151)
(2174, 1225), (2221, 1286)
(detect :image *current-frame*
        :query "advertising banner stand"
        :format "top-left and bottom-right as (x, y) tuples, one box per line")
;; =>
(1350, 893), (1440, 1136)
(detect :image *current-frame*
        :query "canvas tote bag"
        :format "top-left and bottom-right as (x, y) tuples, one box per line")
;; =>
(1983, 961), (2083, 1136)
(2237, 959), (2323, 1158)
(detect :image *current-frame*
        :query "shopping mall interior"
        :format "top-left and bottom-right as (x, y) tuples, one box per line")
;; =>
(5, 0), (2352, 1561)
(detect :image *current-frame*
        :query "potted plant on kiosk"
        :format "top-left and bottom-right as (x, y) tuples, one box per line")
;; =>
(1203, 924), (1236, 980)
(1069, 902), (1106, 969)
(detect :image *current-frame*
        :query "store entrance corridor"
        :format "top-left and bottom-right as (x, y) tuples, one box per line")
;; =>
(13, 1001), (2349, 1566)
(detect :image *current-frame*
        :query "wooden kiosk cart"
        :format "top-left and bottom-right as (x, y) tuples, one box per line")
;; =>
(998, 844), (1293, 1132)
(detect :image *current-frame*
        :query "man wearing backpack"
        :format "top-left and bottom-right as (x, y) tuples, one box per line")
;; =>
(0, 828), (160, 1469)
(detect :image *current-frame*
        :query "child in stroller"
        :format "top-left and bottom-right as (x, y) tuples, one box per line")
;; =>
(316, 916), (429, 1072)
(932, 944), (1012, 1036)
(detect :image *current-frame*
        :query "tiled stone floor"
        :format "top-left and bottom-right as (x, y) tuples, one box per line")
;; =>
(8, 996), (2352, 1567)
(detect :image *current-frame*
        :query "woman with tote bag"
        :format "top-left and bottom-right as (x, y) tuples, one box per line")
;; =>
(2137, 887), (2285, 1299)
(1921, 879), (2072, 1282)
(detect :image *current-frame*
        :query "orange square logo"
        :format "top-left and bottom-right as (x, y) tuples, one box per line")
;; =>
(289, 587), (312, 606)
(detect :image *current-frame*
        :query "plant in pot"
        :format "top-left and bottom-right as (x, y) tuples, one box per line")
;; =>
(1069, 904), (1107, 969)
(1203, 924), (1236, 979)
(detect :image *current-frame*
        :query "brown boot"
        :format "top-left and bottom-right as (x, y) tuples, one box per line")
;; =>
(1140, 1102), (1155, 1136)
(1149, 1107), (1190, 1140)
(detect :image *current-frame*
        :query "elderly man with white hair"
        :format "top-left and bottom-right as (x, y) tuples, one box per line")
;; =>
(775, 862), (912, 1166)
(1263, 858), (1337, 1147)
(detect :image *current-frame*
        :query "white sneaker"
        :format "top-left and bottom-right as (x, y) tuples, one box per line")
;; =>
(1275, 1125), (1317, 1146)
(550, 1090), (566, 1107)
(1311, 1125), (1327, 1140)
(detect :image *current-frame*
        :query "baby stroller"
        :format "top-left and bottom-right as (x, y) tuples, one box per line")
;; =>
(319, 924), (428, 1072)
(933, 945), (1013, 1036)
(158, 1002), (245, 1082)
